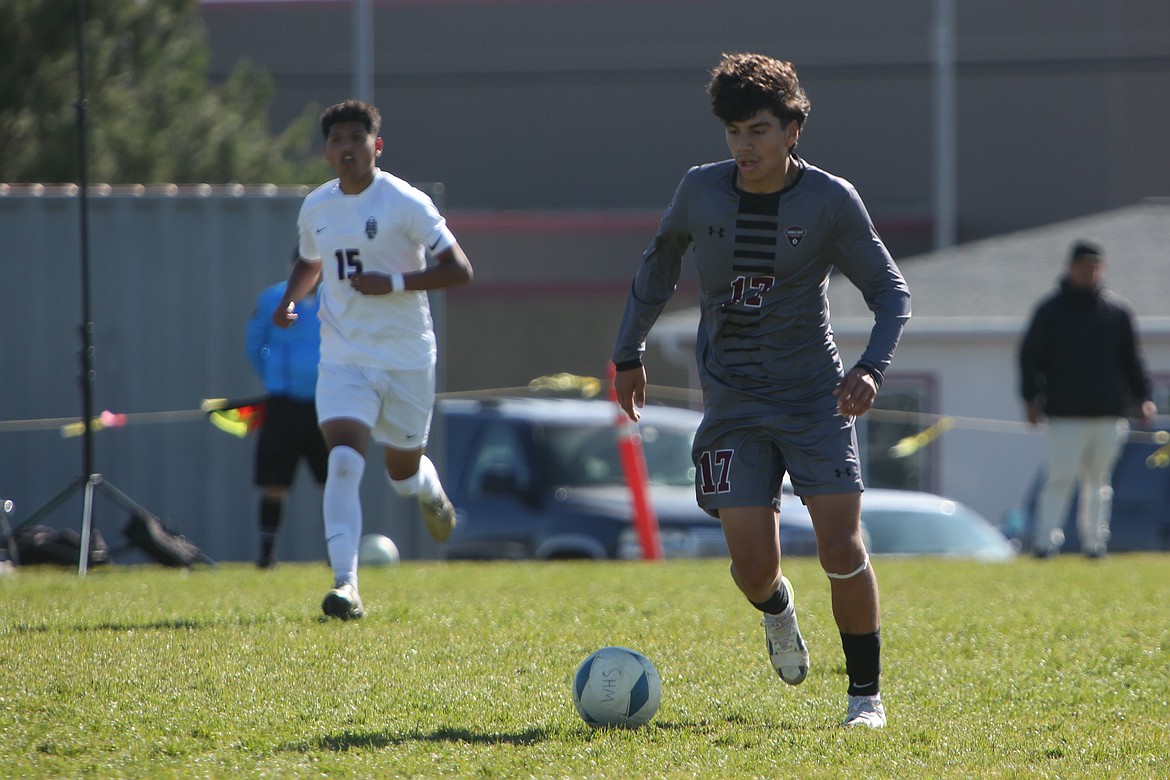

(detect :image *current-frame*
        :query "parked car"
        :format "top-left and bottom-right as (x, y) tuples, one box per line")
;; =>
(779, 481), (1018, 561)
(1001, 429), (1170, 553)
(859, 490), (1016, 559)
(436, 397), (818, 560)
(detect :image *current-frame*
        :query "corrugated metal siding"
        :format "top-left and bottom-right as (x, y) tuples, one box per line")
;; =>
(1, 190), (436, 563)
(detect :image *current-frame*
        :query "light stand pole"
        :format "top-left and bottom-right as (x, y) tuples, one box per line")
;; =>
(20, 0), (158, 575)
(352, 0), (373, 102)
(74, 0), (98, 575)
(932, 0), (958, 250)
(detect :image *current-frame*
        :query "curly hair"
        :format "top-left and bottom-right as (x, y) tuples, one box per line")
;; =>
(707, 53), (811, 128)
(320, 99), (382, 139)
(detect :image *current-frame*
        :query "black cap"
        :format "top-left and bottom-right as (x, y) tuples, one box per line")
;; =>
(1069, 240), (1103, 263)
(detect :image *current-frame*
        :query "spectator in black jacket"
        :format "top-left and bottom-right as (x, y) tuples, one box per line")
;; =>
(1019, 240), (1157, 558)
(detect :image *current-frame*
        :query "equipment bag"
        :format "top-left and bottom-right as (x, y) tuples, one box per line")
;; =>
(12, 524), (111, 567)
(122, 511), (207, 567)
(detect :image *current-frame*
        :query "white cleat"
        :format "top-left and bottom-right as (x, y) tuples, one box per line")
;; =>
(843, 694), (886, 728)
(762, 576), (809, 685)
(321, 581), (365, 621)
(419, 488), (457, 542)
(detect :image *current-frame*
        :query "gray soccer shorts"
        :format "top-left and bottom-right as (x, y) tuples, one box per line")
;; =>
(691, 407), (863, 516)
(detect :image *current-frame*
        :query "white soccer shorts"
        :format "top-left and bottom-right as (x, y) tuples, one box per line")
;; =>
(316, 362), (435, 450)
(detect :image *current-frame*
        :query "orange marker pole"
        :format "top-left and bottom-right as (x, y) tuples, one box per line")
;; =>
(609, 363), (663, 560)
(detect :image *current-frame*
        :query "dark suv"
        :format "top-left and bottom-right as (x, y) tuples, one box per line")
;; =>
(436, 397), (818, 560)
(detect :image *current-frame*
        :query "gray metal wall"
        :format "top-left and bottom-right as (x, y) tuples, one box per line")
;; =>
(0, 189), (441, 564)
(200, 0), (1170, 242)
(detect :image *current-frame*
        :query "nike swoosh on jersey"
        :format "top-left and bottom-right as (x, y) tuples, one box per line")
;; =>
(315, 226), (327, 233)
(428, 237), (441, 251)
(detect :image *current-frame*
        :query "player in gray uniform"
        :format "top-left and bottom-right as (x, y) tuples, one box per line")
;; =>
(613, 53), (910, 728)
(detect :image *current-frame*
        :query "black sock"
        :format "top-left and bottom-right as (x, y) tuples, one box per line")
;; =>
(751, 585), (790, 615)
(841, 630), (881, 696)
(259, 497), (282, 561)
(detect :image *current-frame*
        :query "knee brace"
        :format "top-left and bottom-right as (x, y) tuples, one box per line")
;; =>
(825, 555), (870, 580)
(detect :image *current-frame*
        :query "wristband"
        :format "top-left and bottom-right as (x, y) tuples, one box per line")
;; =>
(854, 363), (883, 388)
(390, 272), (406, 292)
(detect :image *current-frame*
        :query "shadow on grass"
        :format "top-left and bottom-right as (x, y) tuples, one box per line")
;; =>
(653, 716), (824, 734)
(291, 714), (820, 754)
(287, 726), (552, 753)
(12, 615), (295, 632)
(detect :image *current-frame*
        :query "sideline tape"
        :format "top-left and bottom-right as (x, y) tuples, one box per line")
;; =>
(1, 375), (1166, 458)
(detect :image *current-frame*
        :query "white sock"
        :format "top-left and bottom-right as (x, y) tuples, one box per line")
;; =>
(323, 446), (364, 587)
(389, 455), (442, 501)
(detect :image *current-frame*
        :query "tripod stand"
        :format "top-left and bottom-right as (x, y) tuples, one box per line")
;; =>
(20, 0), (159, 576)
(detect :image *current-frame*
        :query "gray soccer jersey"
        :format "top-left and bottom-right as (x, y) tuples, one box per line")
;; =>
(613, 158), (911, 418)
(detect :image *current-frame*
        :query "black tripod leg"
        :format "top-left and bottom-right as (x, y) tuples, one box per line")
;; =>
(80, 477), (147, 575)
(95, 479), (217, 566)
(91, 477), (154, 517)
(1, 499), (18, 566)
(14, 477), (87, 531)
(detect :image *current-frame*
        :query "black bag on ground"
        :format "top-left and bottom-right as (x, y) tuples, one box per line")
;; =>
(123, 511), (206, 567)
(12, 524), (111, 567)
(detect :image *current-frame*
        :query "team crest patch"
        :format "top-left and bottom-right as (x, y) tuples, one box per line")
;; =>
(365, 217), (378, 239)
(785, 226), (805, 247)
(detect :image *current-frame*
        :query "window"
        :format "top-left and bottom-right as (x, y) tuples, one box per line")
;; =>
(637, 422), (698, 487)
(1149, 374), (1170, 418)
(540, 421), (698, 488)
(855, 375), (938, 492)
(465, 422), (532, 496)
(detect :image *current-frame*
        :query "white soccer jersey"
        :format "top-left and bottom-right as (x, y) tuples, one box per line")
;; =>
(297, 170), (453, 370)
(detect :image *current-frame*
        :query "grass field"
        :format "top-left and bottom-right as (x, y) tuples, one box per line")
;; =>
(1, 555), (1167, 779)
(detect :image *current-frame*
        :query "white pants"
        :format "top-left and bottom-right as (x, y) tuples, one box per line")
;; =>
(1034, 417), (1128, 554)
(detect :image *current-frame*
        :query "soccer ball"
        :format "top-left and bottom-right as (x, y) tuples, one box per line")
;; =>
(572, 646), (662, 729)
(358, 534), (399, 566)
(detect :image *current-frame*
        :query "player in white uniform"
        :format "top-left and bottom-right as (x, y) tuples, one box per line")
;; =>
(274, 100), (473, 620)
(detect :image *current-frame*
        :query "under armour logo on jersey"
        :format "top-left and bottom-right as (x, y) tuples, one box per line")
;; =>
(365, 217), (378, 239)
(785, 226), (806, 246)
(708, 226), (725, 238)
(834, 467), (855, 479)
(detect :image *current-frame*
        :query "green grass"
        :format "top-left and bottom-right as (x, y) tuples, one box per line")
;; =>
(1, 555), (1167, 779)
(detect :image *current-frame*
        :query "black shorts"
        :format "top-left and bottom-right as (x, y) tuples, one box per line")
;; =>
(254, 396), (328, 488)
